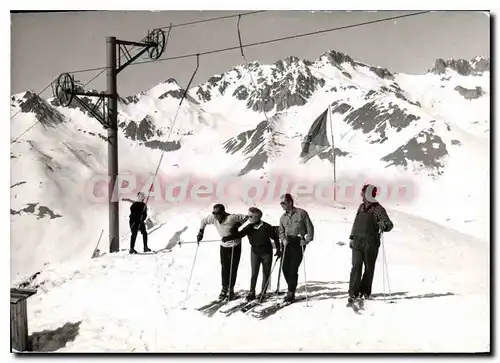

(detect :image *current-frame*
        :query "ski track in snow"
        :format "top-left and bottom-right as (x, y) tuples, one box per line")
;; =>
(22, 205), (489, 353)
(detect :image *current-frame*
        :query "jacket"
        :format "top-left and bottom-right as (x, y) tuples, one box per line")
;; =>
(130, 201), (147, 223)
(224, 221), (280, 256)
(349, 201), (393, 249)
(199, 213), (249, 248)
(279, 207), (314, 243)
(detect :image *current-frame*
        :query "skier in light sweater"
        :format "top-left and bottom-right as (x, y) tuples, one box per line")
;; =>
(197, 204), (249, 300)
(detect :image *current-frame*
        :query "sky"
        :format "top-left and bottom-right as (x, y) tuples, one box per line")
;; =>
(11, 10), (490, 97)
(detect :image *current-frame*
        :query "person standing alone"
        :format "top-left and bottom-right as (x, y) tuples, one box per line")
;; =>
(347, 184), (394, 304)
(129, 192), (151, 254)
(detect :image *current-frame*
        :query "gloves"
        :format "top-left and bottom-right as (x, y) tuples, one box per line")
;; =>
(304, 234), (312, 243)
(197, 229), (204, 242)
(378, 221), (388, 233)
(274, 250), (282, 258)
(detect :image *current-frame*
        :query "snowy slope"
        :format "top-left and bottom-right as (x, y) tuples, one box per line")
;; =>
(10, 51), (490, 352)
(17, 204), (489, 352)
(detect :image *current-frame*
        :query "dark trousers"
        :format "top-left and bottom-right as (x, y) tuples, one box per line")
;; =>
(220, 244), (242, 290)
(282, 237), (303, 294)
(250, 251), (272, 293)
(348, 245), (379, 297)
(130, 220), (148, 250)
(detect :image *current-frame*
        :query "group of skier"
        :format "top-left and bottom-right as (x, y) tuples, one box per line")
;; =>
(128, 184), (394, 306)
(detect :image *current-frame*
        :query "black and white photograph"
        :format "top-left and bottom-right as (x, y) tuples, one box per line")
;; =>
(7, 4), (492, 354)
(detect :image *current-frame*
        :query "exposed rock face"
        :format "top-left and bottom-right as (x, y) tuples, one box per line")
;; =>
(196, 56), (326, 114)
(20, 91), (65, 127)
(454, 86), (485, 100)
(321, 50), (357, 69)
(381, 128), (448, 177)
(223, 121), (271, 176)
(430, 57), (490, 76)
(369, 66), (395, 80)
(123, 116), (156, 141)
(342, 100), (420, 144)
(11, 202), (62, 220)
(144, 140), (181, 152)
(235, 57), (326, 114)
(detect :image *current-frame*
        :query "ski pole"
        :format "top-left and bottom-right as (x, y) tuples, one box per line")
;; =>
(258, 255), (281, 304)
(380, 232), (387, 302)
(243, 255), (281, 315)
(227, 245), (235, 301)
(301, 242), (309, 307)
(381, 233), (394, 303)
(181, 242), (200, 310)
(178, 239), (220, 247)
(276, 243), (287, 295)
(91, 229), (104, 259)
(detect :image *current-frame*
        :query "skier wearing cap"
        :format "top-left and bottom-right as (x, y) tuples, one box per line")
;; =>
(347, 184), (394, 304)
(278, 193), (314, 303)
(197, 204), (249, 300)
(222, 207), (281, 302)
(129, 192), (150, 254)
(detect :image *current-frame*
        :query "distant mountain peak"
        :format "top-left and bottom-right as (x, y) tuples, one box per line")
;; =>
(429, 57), (490, 76)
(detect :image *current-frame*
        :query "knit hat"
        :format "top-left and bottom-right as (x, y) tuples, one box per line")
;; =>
(361, 184), (378, 199)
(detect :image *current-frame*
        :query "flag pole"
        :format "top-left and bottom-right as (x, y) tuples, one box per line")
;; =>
(328, 104), (336, 202)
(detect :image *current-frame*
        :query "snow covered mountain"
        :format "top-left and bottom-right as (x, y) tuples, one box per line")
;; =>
(11, 51), (490, 278)
(10, 51), (490, 352)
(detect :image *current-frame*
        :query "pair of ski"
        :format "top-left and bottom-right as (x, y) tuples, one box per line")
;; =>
(248, 297), (306, 319)
(196, 293), (244, 317)
(197, 293), (303, 319)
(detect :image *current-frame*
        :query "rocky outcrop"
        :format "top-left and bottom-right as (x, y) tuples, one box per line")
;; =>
(381, 128), (448, 177)
(122, 116), (156, 141)
(223, 121), (271, 176)
(343, 101), (420, 143)
(430, 57), (490, 76)
(20, 91), (65, 127)
(454, 86), (485, 100)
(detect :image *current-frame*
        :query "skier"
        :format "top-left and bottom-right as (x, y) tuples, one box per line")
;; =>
(347, 184), (394, 304)
(278, 193), (314, 303)
(129, 192), (150, 254)
(221, 207), (281, 302)
(197, 204), (249, 300)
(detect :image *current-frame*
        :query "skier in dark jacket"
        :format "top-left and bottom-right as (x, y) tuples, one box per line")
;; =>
(347, 184), (394, 303)
(278, 193), (314, 303)
(222, 207), (281, 302)
(129, 192), (150, 254)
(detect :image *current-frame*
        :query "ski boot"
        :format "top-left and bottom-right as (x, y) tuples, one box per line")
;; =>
(246, 291), (256, 302)
(227, 288), (237, 301)
(346, 295), (356, 307)
(283, 291), (295, 303)
(129, 248), (138, 254)
(218, 287), (228, 301)
(144, 246), (152, 253)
